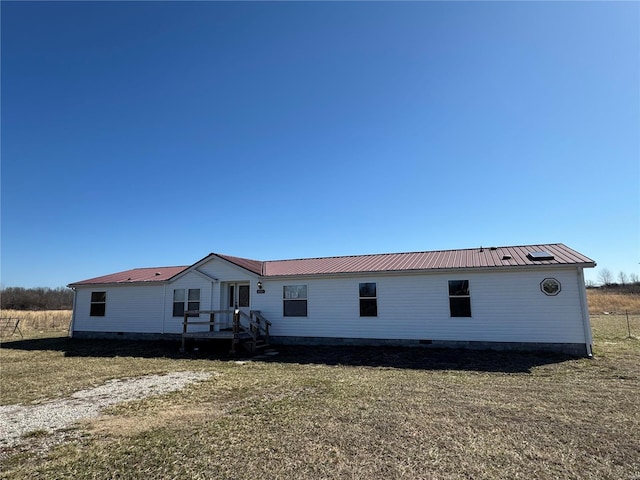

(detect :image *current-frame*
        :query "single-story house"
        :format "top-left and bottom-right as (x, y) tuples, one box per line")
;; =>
(68, 243), (596, 356)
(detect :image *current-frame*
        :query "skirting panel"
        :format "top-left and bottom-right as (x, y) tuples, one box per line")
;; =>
(72, 331), (181, 341)
(72, 331), (590, 357)
(270, 336), (590, 356)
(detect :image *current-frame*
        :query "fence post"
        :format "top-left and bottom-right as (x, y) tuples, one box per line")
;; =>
(627, 310), (631, 338)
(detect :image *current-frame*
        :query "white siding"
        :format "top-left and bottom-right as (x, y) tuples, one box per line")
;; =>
(73, 284), (166, 333)
(196, 257), (259, 283)
(251, 267), (588, 344)
(73, 257), (259, 336)
(164, 257), (258, 333)
(163, 272), (215, 334)
(73, 263), (589, 346)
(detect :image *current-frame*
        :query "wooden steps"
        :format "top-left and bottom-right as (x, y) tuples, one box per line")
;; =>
(181, 309), (271, 354)
(241, 336), (270, 354)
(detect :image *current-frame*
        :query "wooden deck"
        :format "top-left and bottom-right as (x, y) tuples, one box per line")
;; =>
(181, 330), (251, 340)
(180, 309), (271, 354)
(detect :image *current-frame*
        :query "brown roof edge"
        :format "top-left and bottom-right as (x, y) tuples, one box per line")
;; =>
(214, 253), (264, 276)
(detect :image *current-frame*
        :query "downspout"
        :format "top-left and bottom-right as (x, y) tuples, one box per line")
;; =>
(69, 287), (77, 338)
(577, 268), (593, 357)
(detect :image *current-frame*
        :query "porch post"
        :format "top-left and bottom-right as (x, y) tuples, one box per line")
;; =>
(230, 304), (240, 354)
(181, 311), (188, 352)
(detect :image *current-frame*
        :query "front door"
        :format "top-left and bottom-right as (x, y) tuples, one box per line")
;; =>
(226, 283), (251, 317)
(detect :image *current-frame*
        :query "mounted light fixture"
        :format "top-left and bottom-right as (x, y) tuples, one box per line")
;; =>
(257, 281), (263, 289)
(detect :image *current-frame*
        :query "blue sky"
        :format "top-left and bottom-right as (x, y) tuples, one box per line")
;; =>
(2, 1), (638, 288)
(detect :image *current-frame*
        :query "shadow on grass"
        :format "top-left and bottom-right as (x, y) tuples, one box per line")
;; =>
(0, 336), (576, 373)
(270, 344), (577, 373)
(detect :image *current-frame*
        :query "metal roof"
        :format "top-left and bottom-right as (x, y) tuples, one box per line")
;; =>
(261, 243), (595, 276)
(69, 244), (594, 286)
(69, 266), (188, 286)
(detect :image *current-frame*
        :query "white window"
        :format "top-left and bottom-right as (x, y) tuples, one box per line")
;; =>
(90, 291), (106, 317)
(359, 283), (377, 317)
(448, 280), (471, 317)
(173, 288), (200, 317)
(283, 285), (307, 317)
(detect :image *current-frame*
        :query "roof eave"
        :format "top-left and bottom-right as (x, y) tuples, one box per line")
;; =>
(67, 280), (172, 288)
(262, 262), (597, 279)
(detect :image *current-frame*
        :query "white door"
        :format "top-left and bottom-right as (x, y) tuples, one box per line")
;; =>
(226, 283), (251, 317)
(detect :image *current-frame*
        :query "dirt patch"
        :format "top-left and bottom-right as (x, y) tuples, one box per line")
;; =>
(87, 405), (214, 438)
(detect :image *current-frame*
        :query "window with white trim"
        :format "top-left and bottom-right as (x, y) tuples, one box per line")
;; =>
(90, 291), (106, 316)
(448, 280), (471, 317)
(359, 282), (377, 317)
(283, 285), (307, 317)
(173, 288), (200, 317)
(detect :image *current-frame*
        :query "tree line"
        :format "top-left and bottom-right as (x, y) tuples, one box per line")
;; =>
(1, 270), (635, 309)
(589, 269), (640, 290)
(0, 287), (74, 310)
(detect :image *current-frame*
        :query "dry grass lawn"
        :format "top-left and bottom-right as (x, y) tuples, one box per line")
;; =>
(1, 303), (639, 479)
(0, 310), (71, 338)
(587, 288), (640, 314)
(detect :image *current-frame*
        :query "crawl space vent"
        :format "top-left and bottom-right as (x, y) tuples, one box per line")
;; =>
(527, 251), (555, 261)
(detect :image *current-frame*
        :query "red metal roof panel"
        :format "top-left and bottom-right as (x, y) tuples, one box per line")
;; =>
(262, 243), (594, 276)
(69, 244), (595, 286)
(215, 254), (263, 275)
(69, 266), (189, 286)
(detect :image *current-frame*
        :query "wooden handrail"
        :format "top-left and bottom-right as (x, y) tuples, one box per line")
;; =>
(185, 309), (234, 315)
(181, 309), (272, 353)
(250, 310), (272, 327)
(249, 310), (271, 342)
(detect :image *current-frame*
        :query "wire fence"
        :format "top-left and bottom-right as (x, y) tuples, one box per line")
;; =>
(590, 310), (640, 340)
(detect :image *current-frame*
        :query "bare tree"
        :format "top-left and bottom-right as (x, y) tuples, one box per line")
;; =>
(618, 271), (628, 286)
(630, 273), (639, 284)
(598, 268), (613, 286)
(0, 287), (73, 310)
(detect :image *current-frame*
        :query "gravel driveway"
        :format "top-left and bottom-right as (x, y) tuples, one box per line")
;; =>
(0, 371), (211, 449)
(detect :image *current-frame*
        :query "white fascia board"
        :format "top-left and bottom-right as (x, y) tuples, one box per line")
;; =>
(210, 254), (262, 277)
(193, 269), (219, 282)
(167, 254), (260, 284)
(166, 254), (216, 284)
